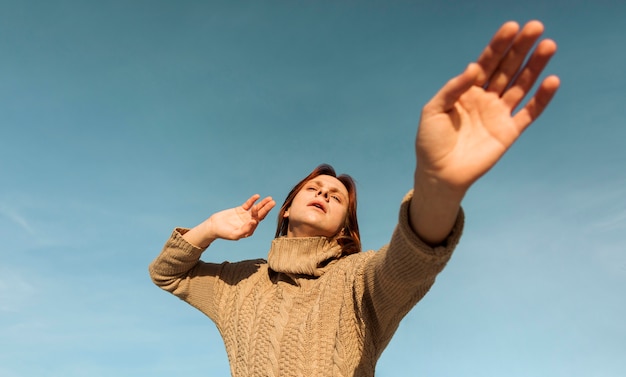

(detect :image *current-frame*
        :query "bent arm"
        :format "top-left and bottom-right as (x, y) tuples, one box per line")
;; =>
(148, 228), (224, 319)
(149, 195), (274, 320)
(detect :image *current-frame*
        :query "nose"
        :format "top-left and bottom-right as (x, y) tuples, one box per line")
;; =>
(316, 188), (330, 201)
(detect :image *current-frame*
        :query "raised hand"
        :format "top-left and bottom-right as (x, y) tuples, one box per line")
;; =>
(207, 194), (276, 240)
(410, 20), (560, 246)
(416, 20), (560, 194)
(183, 194), (276, 248)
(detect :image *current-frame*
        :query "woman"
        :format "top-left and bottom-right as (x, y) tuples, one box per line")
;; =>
(149, 20), (560, 376)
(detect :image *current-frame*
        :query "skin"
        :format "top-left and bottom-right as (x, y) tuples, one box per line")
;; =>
(283, 175), (349, 238)
(182, 20), (560, 249)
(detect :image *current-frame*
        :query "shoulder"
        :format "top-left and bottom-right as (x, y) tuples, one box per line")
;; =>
(327, 251), (375, 275)
(216, 258), (269, 285)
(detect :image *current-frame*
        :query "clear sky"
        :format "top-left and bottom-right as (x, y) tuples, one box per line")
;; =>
(1, 0), (625, 376)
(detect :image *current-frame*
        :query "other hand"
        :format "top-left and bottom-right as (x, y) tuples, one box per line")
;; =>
(415, 20), (560, 196)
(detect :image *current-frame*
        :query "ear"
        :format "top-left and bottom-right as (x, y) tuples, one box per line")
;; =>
(283, 209), (289, 218)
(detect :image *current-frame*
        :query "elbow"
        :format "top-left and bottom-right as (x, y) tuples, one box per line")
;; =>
(148, 261), (164, 288)
(148, 260), (177, 292)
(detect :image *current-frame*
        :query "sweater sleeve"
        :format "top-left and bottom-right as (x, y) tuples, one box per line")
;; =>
(148, 228), (227, 322)
(356, 190), (464, 341)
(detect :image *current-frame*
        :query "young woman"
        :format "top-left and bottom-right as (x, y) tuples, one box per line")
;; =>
(149, 20), (560, 376)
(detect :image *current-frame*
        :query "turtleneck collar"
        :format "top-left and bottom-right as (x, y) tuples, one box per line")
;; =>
(267, 236), (344, 277)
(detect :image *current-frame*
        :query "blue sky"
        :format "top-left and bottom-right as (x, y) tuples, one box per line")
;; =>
(1, 0), (625, 376)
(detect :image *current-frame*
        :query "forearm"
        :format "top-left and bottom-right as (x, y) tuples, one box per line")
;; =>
(149, 228), (225, 320)
(409, 170), (466, 246)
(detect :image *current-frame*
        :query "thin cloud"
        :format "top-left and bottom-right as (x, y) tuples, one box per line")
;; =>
(0, 204), (36, 236)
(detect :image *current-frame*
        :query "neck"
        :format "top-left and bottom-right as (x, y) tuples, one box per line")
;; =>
(286, 224), (336, 238)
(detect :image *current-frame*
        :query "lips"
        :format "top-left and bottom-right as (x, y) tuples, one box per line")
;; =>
(307, 200), (327, 213)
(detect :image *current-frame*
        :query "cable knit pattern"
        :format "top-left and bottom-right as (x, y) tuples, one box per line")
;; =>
(149, 191), (464, 376)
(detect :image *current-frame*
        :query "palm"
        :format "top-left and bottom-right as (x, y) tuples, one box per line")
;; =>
(209, 195), (275, 240)
(211, 207), (256, 240)
(418, 87), (520, 188)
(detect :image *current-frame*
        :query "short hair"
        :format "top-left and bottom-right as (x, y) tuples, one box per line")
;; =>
(275, 164), (361, 255)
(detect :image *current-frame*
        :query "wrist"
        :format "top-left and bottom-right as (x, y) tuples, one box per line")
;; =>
(182, 218), (218, 249)
(410, 169), (465, 246)
(197, 217), (219, 246)
(413, 169), (467, 205)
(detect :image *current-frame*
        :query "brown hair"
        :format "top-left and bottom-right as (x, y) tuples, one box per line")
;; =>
(275, 164), (361, 255)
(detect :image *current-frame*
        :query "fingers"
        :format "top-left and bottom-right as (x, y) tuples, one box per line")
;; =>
(241, 194), (276, 221)
(424, 20), (557, 117)
(255, 196), (276, 221)
(482, 20), (546, 94)
(234, 195), (275, 239)
(241, 194), (261, 211)
(474, 21), (521, 86)
(502, 38), (557, 109)
(513, 74), (560, 131)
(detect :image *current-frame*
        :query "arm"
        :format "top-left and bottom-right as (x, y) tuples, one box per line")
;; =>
(356, 191), (463, 343)
(148, 195), (275, 314)
(410, 20), (560, 245)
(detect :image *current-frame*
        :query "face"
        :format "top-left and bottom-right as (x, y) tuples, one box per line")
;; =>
(283, 175), (349, 238)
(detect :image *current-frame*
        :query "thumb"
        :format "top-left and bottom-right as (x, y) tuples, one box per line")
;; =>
(425, 63), (480, 114)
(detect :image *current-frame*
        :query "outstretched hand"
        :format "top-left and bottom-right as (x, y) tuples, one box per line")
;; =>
(410, 20), (560, 246)
(416, 20), (560, 194)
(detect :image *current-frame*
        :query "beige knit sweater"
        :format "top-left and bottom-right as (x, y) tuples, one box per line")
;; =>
(149, 192), (463, 376)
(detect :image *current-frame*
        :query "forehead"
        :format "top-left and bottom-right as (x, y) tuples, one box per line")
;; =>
(306, 175), (349, 195)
